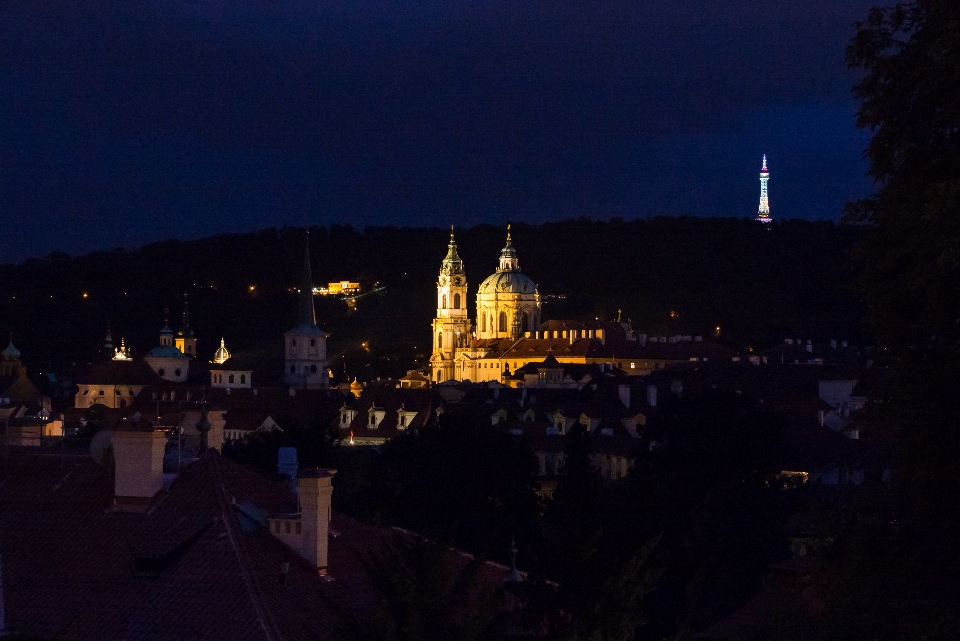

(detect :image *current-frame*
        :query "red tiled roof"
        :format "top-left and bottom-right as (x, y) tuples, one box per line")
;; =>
(0, 446), (521, 641)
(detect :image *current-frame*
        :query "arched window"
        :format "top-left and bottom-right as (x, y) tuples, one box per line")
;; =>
(453, 293), (460, 309)
(499, 312), (507, 333)
(442, 295), (447, 309)
(240, 374), (246, 384)
(521, 312), (529, 332)
(481, 314), (487, 333)
(228, 374), (234, 384)
(437, 332), (443, 349)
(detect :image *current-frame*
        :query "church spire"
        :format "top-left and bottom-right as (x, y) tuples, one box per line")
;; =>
(298, 231), (317, 328)
(178, 296), (194, 338)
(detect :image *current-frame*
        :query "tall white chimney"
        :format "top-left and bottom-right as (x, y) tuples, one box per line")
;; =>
(112, 427), (168, 512)
(298, 469), (336, 575)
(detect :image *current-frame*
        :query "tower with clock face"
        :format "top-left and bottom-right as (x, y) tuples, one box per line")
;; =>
(430, 228), (470, 383)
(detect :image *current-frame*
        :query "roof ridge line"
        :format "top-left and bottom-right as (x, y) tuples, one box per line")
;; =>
(210, 454), (284, 641)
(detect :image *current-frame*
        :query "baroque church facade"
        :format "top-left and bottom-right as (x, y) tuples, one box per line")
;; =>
(428, 227), (706, 384)
(430, 227), (545, 383)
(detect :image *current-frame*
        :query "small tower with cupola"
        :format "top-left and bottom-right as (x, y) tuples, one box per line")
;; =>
(430, 228), (470, 383)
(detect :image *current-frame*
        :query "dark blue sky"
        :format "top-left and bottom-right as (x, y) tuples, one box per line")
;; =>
(1, 0), (876, 263)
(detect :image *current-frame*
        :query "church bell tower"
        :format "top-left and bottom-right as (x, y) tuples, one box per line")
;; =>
(430, 228), (470, 383)
(284, 231), (328, 389)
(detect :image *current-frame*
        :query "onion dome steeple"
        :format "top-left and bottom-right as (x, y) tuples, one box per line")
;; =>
(440, 226), (464, 276)
(2, 334), (21, 361)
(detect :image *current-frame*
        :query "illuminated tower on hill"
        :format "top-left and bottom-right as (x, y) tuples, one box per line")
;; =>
(756, 154), (772, 223)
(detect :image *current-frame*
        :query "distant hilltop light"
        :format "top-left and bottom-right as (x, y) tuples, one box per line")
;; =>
(756, 154), (772, 223)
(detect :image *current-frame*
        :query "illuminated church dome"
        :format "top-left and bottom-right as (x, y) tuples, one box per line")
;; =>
(212, 338), (231, 365)
(475, 226), (540, 340)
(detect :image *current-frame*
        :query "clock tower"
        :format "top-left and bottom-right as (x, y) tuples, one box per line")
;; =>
(430, 228), (470, 383)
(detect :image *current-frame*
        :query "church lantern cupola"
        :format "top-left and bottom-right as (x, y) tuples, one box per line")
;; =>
(475, 224), (541, 341)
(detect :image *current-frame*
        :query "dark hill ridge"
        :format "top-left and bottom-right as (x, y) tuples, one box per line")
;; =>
(0, 217), (862, 379)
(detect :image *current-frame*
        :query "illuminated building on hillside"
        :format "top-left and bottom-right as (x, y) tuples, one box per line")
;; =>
(756, 154), (772, 223)
(429, 227), (730, 384)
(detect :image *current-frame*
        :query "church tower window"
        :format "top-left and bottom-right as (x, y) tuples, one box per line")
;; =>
(442, 295), (447, 309)
(453, 293), (460, 309)
(499, 312), (507, 333)
(482, 314), (487, 332)
(437, 332), (443, 349)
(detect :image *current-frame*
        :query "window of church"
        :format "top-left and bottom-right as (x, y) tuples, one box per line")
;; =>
(499, 312), (507, 333)
(453, 293), (460, 309)
(437, 333), (443, 349)
(442, 295), (447, 308)
(481, 314), (487, 332)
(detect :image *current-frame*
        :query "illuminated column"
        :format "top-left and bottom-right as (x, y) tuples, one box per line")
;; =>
(756, 155), (772, 223)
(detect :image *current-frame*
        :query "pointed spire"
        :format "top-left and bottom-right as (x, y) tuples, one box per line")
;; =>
(761, 154), (768, 172)
(298, 230), (318, 328)
(179, 295), (194, 338)
(103, 324), (114, 360)
(503, 536), (524, 583)
(196, 393), (211, 452)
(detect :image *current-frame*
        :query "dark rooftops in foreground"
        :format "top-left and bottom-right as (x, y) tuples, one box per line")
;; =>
(0, 442), (519, 640)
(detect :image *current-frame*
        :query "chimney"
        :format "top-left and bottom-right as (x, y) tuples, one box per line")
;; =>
(298, 469), (336, 574)
(805, 342), (813, 353)
(646, 385), (657, 408)
(830, 340), (837, 349)
(618, 384), (631, 408)
(112, 427), (168, 512)
(841, 340), (848, 348)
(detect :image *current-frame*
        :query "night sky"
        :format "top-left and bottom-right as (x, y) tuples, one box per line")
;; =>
(1, 0), (875, 263)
